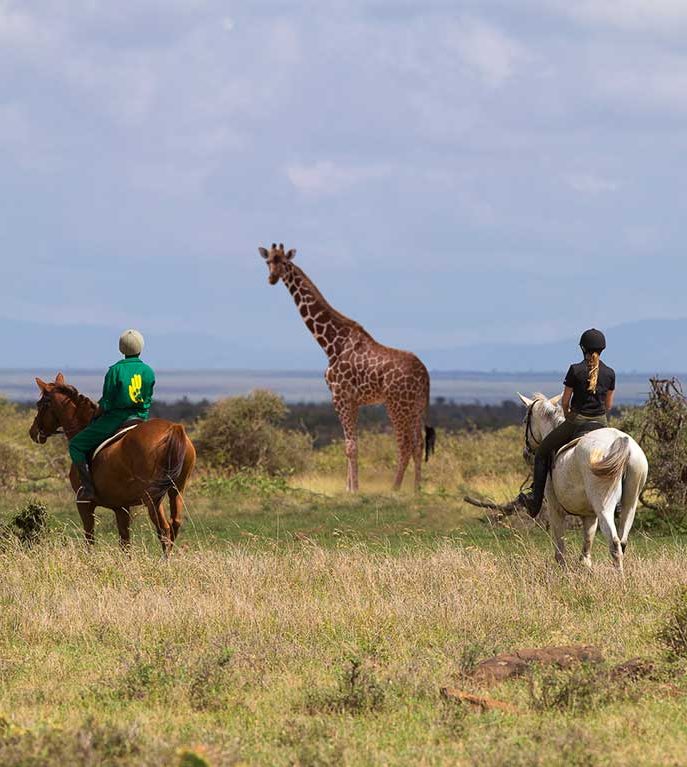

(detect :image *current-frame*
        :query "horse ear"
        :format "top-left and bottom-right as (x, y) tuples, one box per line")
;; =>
(258, 247), (269, 259)
(549, 393), (562, 406)
(36, 377), (48, 392)
(55, 372), (65, 385)
(517, 392), (534, 408)
(286, 249), (296, 260)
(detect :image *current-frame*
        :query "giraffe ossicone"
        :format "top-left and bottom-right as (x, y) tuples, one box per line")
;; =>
(259, 243), (435, 492)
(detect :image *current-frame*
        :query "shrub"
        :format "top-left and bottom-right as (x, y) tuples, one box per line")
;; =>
(0, 499), (49, 548)
(195, 390), (312, 475)
(304, 658), (386, 715)
(618, 378), (687, 523)
(657, 586), (687, 661)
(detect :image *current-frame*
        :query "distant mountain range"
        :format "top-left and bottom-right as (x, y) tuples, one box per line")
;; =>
(1, 316), (684, 374)
(427, 318), (687, 374)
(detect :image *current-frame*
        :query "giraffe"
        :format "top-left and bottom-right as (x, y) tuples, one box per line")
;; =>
(259, 243), (435, 492)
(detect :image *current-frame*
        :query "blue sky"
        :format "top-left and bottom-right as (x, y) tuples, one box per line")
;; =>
(1, 0), (686, 368)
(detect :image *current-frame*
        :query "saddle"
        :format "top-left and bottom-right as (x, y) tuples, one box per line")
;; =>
(553, 437), (583, 464)
(90, 420), (143, 463)
(552, 421), (608, 467)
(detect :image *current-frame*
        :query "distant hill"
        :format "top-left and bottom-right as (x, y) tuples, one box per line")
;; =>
(425, 318), (687, 374)
(1, 316), (685, 374)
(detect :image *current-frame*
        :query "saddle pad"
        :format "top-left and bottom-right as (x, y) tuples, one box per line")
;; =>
(92, 423), (140, 461)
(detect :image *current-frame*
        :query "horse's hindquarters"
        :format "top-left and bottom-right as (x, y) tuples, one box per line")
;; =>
(91, 420), (192, 508)
(550, 450), (591, 515)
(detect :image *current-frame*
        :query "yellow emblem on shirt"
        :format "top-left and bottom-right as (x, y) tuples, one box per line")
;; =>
(128, 374), (143, 403)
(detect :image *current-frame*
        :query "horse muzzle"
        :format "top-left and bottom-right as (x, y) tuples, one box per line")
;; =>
(29, 425), (46, 444)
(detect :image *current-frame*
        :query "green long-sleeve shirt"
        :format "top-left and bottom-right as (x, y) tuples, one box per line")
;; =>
(98, 356), (155, 419)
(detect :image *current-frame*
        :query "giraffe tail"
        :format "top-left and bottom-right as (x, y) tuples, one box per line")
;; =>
(425, 426), (436, 462)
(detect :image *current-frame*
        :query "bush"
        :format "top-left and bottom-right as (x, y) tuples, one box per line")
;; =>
(657, 586), (687, 661)
(195, 390), (312, 475)
(0, 499), (49, 548)
(618, 378), (687, 523)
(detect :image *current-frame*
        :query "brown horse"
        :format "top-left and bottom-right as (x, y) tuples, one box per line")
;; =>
(29, 373), (196, 554)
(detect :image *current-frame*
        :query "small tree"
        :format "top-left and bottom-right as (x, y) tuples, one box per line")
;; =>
(195, 390), (312, 475)
(620, 377), (687, 521)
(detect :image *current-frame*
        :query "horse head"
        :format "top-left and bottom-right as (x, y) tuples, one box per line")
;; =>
(29, 373), (95, 444)
(517, 392), (564, 462)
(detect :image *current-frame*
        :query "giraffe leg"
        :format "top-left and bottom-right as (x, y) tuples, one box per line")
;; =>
(388, 403), (414, 492)
(412, 414), (424, 492)
(333, 398), (359, 492)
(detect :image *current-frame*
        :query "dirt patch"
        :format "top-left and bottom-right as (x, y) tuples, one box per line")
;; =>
(440, 687), (519, 714)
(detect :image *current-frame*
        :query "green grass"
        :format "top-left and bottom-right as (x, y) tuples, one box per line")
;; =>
(3, 402), (687, 765)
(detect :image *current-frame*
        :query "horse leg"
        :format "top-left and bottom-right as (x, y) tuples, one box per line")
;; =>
(145, 496), (173, 556)
(617, 461), (647, 553)
(114, 507), (131, 550)
(77, 502), (96, 545)
(595, 500), (624, 573)
(333, 399), (359, 492)
(547, 495), (567, 567)
(168, 490), (183, 542)
(580, 516), (598, 569)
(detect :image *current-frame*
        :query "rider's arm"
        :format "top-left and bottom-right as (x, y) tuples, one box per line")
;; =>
(605, 389), (615, 413)
(562, 386), (573, 418)
(98, 367), (115, 413)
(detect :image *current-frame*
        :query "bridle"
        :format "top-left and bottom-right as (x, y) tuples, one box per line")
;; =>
(523, 404), (540, 461)
(35, 393), (65, 441)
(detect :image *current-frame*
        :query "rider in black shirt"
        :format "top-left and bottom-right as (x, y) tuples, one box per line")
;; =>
(517, 328), (615, 518)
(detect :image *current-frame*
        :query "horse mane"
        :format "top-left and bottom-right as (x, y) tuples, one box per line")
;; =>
(53, 384), (98, 412)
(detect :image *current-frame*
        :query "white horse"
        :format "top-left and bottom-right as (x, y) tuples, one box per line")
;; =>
(518, 393), (648, 572)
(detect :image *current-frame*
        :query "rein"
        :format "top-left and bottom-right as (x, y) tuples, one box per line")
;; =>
(523, 405), (539, 460)
(36, 389), (96, 441)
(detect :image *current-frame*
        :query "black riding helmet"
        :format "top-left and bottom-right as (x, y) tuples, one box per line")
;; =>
(579, 328), (606, 353)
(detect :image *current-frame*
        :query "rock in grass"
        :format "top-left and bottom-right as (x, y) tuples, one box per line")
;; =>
(470, 645), (604, 686)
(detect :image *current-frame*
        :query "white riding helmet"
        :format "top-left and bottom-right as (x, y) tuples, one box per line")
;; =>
(119, 329), (145, 356)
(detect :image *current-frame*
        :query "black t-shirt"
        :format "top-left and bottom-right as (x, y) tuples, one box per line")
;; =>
(564, 360), (616, 417)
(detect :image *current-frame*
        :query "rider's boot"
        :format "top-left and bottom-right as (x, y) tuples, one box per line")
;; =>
(516, 453), (549, 518)
(74, 462), (97, 503)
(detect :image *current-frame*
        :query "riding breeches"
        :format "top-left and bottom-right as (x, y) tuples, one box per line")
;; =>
(68, 412), (135, 464)
(535, 413), (608, 461)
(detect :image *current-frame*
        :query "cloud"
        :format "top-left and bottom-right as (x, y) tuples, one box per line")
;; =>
(596, 53), (687, 113)
(286, 161), (391, 196)
(446, 18), (527, 88)
(565, 172), (619, 196)
(563, 0), (687, 32)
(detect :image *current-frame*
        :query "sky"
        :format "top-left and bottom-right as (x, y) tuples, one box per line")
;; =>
(1, 0), (686, 369)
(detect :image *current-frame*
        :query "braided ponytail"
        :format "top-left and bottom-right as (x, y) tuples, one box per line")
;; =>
(586, 351), (600, 393)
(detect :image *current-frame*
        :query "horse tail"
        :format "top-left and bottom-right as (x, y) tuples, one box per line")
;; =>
(149, 424), (188, 502)
(590, 435), (631, 481)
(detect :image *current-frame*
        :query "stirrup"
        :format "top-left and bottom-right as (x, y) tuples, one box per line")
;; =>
(76, 486), (95, 504)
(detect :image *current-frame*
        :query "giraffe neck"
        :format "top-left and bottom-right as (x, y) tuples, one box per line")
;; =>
(281, 262), (359, 360)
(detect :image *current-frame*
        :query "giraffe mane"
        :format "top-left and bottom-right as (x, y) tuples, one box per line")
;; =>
(291, 263), (372, 336)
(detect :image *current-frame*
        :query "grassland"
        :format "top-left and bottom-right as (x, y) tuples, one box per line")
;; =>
(2, 401), (687, 766)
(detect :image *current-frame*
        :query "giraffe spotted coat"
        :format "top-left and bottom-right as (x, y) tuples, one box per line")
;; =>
(259, 243), (432, 492)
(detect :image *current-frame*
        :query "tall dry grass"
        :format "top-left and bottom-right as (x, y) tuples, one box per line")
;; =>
(2, 540), (687, 765)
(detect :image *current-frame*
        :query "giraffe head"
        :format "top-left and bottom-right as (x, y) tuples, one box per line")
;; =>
(259, 243), (296, 285)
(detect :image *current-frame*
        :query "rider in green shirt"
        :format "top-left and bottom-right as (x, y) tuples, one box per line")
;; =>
(69, 329), (155, 502)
